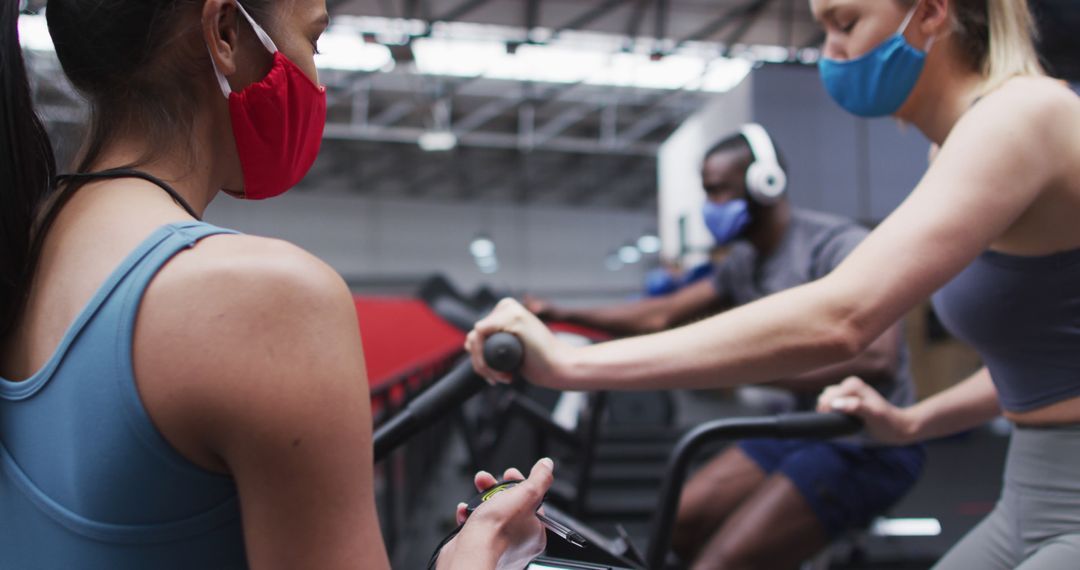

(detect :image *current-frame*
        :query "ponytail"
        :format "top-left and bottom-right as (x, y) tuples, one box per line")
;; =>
(896, 1), (1047, 93)
(979, 0), (1044, 93)
(945, 0), (1044, 94)
(0, 4), (56, 340)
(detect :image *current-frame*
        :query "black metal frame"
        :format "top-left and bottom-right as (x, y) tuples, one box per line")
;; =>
(643, 412), (863, 569)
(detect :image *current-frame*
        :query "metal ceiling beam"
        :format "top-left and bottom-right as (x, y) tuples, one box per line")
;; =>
(525, 0), (541, 32)
(454, 93), (529, 134)
(369, 99), (417, 127)
(654, 0), (669, 43)
(345, 73), (486, 132)
(551, 0), (635, 40)
(531, 102), (606, 148)
(435, 0), (498, 23)
(613, 82), (702, 148)
(323, 124), (659, 156)
(617, 110), (673, 147)
(720, 0), (774, 56)
(784, 0), (797, 48)
(671, 0), (768, 51)
(451, 79), (591, 138)
(625, 0), (653, 39)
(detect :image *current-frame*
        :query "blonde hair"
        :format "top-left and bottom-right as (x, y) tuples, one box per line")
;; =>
(898, 0), (1045, 92)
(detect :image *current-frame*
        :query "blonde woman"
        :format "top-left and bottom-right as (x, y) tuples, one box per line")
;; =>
(467, 1), (1080, 568)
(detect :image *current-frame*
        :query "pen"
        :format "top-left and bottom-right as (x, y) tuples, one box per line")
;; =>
(536, 510), (587, 548)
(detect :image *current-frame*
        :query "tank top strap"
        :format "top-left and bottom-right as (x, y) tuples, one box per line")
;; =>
(0, 222), (239, 400)
(109, 221), (241, 332)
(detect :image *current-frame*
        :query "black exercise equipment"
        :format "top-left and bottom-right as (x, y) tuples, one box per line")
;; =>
(418, 282), (677, 520)
(374, 332), (521, 462)
(378, 331), (864, 568)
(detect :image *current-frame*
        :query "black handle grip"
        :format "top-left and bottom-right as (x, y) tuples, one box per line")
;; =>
(774, 411), (864, 438)
(483, 332), (524, 373)
(374, 334), (520, 462)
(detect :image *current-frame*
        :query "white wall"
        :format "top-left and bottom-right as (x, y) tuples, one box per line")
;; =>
(657, 76), (753, 266)
(204, 191), (652, 300)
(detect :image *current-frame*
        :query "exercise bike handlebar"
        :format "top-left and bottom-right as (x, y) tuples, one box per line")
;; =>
(373, 332), (523, 462)
(644, 411), (864, 569)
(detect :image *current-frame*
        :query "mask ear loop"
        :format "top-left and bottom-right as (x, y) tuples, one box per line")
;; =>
(206, 1), (279, 98)
(897, 3), (919, 35)
(897, 1), (936, 54)
(232, 2), (279, 54)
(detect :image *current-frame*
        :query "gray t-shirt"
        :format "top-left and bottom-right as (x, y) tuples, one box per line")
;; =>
(713, 209), (914, 410)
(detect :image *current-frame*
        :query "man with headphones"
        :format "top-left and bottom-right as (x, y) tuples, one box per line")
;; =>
(527, 124), (924, 568)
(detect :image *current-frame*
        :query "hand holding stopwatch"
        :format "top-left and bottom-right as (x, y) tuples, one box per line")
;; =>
(467, 480), (587, 548)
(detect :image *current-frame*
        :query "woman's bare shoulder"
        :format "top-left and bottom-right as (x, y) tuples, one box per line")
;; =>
(134, 232), (365, 432)
(979, 76), (1079, 125)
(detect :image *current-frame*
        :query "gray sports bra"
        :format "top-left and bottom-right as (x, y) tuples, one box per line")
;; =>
(932, 247), (1080, 413)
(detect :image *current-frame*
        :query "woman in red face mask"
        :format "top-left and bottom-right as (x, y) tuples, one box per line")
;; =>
(0, 1), (550, 568)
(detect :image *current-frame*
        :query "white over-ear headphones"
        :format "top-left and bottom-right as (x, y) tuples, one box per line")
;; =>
(740, 123), (787, 206)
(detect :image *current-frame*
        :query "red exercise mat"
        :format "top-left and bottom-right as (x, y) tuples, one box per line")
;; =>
(353, 296), (465, 389)
(547, 321), (612, 342)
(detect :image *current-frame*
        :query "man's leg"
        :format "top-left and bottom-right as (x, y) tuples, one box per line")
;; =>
(688, 440), (924, 570)
(671, 446), (769, 562)
(690, 473), (828, 570)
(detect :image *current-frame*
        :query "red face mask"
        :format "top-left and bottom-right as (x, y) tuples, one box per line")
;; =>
(209, 3), (327, 200)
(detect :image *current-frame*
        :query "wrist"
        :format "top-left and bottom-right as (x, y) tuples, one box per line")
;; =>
(446, 520), (509, 569)
(547, 343), (583, 391)
(898, 405), (924, 444)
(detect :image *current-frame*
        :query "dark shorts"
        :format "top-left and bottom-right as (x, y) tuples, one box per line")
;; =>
(737, 438), (925, 538)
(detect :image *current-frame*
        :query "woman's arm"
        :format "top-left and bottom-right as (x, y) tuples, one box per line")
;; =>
(140, 237), (549, 570)
(817, 368), (1000, 445)
(468, 79), (1072, 392)
(767, 323), (902, 392)
(138, 237), (392, 569)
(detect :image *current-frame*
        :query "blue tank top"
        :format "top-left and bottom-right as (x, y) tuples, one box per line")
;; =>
(0, 222), (248, 569)
(932, 247), (1080, 413)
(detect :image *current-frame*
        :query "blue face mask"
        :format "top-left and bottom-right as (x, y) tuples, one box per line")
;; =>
(703, 199), (751, 245)
(818, 6), (934, 118)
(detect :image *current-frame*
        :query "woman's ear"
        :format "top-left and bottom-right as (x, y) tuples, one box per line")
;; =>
(202, 0), (242, 77)
(917, 0), (952, 39)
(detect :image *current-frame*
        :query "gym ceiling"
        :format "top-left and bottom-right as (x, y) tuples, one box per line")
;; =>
(24, 0), (1080, 211)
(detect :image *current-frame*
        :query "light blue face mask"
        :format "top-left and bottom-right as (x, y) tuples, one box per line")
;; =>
(818, 5), (934, 118)
(703, 199), (751, 245)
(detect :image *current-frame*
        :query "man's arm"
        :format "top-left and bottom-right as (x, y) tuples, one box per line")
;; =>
(531, 278), (726, 337)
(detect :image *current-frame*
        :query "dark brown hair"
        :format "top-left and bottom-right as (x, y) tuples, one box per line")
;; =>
(1, 1), (271, 340)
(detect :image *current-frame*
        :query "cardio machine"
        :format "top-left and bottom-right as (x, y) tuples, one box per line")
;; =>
(372, 332), (863, 569)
